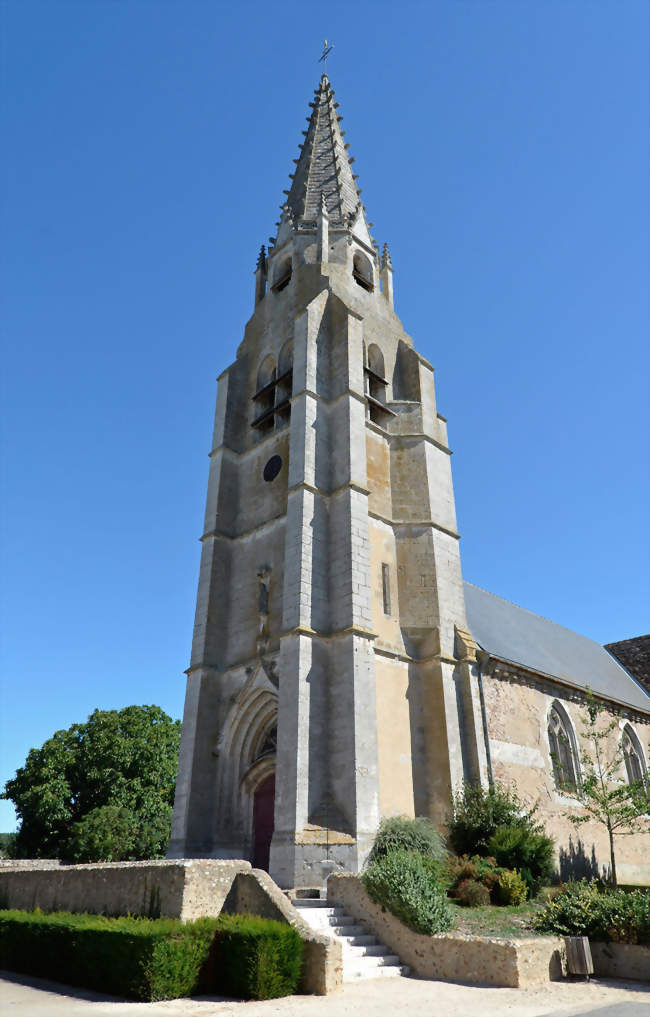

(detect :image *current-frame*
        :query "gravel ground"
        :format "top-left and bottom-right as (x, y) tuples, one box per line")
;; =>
(1, 971), (649, 1017)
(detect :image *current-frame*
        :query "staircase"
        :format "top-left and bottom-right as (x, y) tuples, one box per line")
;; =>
(293, 898), (409, 981)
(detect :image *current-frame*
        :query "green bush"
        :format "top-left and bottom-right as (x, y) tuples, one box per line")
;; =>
(366, 816), (447, 865)
(0, 910), (217, 1000)
(456, 878), (490, 907)
(534, 881), (650, 945)
(0, 910), (304, 1001)
(487, 825), (554, 897)
(494, 869), (528, 906)
(448, 782), (530, 856)
(213, 914), (303, 1000)
(362, 849), (455, 935)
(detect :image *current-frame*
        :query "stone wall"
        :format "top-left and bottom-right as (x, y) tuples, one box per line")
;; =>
(590, 942), (650, 981)
(482, 668), (650, 885)
(328, 873), (566, 988)
(0, 859), (249, 921)
(0, 859), (342, 995)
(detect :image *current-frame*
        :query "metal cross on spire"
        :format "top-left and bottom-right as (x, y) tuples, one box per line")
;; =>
(318, 39), (333, 74)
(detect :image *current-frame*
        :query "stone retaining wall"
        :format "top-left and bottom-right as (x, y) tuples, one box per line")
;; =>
(0, 860), (342, 995)
(591, 942), (650, 981)
(0, 859), (248, 921)
(327, 873), (566, 988)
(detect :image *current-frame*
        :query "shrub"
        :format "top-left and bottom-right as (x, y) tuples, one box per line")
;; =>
(0, 910), (304, 1001)
(534, 881), (650, 945)
(447, 855), (504, 898)
(213, 914), (304, 1000)
(362, 849), (455, 935)
(366, 816), (447, 865)
(456, 878), (490, 907)
(487, 825), (554, 897)
(494, 869), (528, 906)
(448, 782), (535, 856)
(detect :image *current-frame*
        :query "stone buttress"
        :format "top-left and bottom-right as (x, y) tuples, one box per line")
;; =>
(169, 75), (488, 886)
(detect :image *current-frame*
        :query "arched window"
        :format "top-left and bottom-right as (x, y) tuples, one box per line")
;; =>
(252, 354), (276, 436)
(548, 702), (580, 793)
(353, 250), (374, 292)
(275, 340), (293, 428)
(272, 255), (292, 293)
(365, 342), (394, 425)
(254, 724), (277, 762)
(622, 724), (647, 785)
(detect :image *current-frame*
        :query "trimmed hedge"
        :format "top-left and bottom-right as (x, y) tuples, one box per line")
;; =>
(534, 881), (650, 945)
(0, 910), (304, 1001)
(214, 914), (304, 999)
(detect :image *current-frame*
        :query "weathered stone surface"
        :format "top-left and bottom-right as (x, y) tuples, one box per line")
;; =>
(590, 941), (650, 981)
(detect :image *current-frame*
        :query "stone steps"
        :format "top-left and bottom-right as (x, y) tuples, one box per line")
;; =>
(293, 899), (408, 981)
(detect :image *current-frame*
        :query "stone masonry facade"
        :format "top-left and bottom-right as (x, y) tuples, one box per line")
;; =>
(169, 73), (650, 888)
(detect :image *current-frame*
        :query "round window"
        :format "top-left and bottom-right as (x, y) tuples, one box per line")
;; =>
(263, 455), (282, 482)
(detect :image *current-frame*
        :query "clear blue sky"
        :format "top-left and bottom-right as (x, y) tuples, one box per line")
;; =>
(1, 1), (648, 832)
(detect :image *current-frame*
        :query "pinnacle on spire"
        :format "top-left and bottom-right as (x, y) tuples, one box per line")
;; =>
(381, 243), (393, 271)
(281, 75), (369, 232)
(256, 244), (266, 270)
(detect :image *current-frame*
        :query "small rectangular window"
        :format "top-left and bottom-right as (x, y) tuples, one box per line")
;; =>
(382, 563), (391, 615)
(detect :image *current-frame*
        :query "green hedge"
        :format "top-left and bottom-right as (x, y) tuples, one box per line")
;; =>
(0, 910), (304, 1001)
(534, 881), (650, 945)
(213, 914), (304, 999)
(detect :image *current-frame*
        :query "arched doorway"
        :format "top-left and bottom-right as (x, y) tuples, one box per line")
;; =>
(252, 773), (275, 871)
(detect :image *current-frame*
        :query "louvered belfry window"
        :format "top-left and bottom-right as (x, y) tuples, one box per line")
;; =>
(548, 704), (579, 792)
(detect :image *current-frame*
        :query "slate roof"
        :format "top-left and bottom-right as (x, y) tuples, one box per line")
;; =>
(605, 636), (650, 697)
(283, 75), (367, 229)
(464, 582), (650, 714)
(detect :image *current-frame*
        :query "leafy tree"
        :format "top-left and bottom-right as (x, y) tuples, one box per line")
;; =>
(564, 690), (649, 887)
(2, 705), (181, 862)
(0, 833), (16, 858)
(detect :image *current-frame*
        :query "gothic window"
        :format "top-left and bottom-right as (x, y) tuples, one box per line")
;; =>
(365, 343), (395, 425)
(272, 256), (292, 292)
(252, 355), (277, 436)
(622, 724), (647, 785)
(254, 725), (277, 762)
(275, 340), (293, 429)
(548, 702), (580, 793)
(353, 250), (374, 292)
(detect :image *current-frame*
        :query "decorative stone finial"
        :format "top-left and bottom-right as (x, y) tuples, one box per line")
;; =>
(381, 243), (393, 271)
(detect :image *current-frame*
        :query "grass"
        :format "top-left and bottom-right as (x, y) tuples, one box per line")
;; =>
(448, 900), (549, 938)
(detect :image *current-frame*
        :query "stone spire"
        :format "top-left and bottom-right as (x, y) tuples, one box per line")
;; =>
(280, 74), (369, 234)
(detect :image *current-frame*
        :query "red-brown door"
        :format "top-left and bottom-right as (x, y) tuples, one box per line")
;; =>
(252, 773), (275, 871)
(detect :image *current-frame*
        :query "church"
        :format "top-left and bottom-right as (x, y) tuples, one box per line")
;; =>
(168, 74), (650, 889)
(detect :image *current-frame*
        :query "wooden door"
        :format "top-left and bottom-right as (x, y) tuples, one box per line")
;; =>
(252, 773), (275, 871)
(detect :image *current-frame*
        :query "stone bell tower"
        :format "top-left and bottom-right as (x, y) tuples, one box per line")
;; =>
(168, 74), (489, 887)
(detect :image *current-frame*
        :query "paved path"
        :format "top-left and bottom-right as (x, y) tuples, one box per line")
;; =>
(1, 971), (649, 1017)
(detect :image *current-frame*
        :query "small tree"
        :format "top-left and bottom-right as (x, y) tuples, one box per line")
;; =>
(565, 690), (649, 887)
